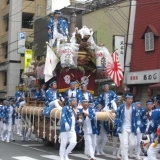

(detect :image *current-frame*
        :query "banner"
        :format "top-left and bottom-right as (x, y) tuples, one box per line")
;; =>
(113, 35), (125, 71)
(57, 69), (96, 94)
(24, 49), (33, 72)
(18, 32), (26, 54)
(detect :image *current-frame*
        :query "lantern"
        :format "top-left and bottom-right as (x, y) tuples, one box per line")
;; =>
(95, 47), (113, 70)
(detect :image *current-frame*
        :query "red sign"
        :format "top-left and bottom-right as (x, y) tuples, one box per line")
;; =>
(56, 69), (96, 94)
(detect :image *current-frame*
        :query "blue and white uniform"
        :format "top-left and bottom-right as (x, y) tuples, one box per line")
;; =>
(63, 82), (82, 106)
(147, 96), (160, 160)
(1, 100), (15, 142)
(59, 98), (77, 160)
(115, 94), (141, 160)
(78, 104), (97, 159)
(48, 10), (68, 48)
(35, 88), (46, 101)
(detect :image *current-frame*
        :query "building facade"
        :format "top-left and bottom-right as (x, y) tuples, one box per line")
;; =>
(0, 0), (46, 99)
(125, 0), (160, 105)
(82, 0), (130, 95)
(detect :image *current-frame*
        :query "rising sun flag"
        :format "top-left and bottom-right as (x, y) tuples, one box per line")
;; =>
(106, 52), (123, 86)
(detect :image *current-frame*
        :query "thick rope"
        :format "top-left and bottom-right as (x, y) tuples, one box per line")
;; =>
(32, 107), (37, 132)
(37, 108), (42, 137)
(43, 116), (46, 139)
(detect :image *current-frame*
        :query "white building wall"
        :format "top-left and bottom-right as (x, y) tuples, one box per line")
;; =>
(124, 0), (137, 83)
(7, 0), (22, 97)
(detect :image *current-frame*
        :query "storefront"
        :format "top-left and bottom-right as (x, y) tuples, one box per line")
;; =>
(126, 69), (160, 106)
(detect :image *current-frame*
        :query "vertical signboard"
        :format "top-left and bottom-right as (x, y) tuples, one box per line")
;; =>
(24, 49), (33, 72)
(18, 32), (26, 54)
(113, 36), (125, 71)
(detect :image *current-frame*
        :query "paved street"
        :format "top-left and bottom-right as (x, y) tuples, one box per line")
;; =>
(0, 135), (159, 160)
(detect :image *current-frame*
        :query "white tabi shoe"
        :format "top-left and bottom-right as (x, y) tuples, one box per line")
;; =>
(135, 156), (143, 160)
(64, 154), (70, 160)
(99, 150), (106, 155)
(6, 140), (10, 143)
(96, 152), (101, 156)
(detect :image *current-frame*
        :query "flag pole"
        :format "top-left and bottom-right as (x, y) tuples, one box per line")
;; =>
(45, 41), (59, 59)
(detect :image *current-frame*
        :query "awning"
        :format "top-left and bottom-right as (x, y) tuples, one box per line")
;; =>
(149, 83), (160, 89)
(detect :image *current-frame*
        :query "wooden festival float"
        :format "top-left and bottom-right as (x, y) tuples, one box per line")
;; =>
(15, 27), (116, 149)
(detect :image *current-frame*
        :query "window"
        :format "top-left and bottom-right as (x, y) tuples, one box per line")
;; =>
(145, 32), (154, 51)
(4, 45), (8, 59)
(6, 0), (10, 5)
(4, 72), (7, 86)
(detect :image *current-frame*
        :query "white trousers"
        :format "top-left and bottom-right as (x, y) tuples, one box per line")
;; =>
(0, 121), (3, 136)
(84, 135), (89, 155)
(117, 133), (122, 158)
(85, 134), (96, 159)
(19, 101), (26, 107)
(2, 118), (12, 141)
(49, 99), (62, 109)
(121, 129), (136, 160)
(49, 33), (67, 50)
(96, 126), (108, 154)
(147, 143), (160, 160)
(59, 131), (77, 159)
(135, 133), (142, 157)
(113, 136), (118, 154)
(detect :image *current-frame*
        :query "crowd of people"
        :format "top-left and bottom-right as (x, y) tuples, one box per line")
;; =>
(0, 80), (160, 160)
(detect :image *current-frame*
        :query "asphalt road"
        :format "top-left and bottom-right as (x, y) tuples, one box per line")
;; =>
(0, 135), (158, 160)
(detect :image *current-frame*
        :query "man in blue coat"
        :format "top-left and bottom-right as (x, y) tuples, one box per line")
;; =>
(47, 10), (68, 49)
(78, 98), (97, 160)
(115, 92), (141, 160)
(59, 97), (77, 160)
(134, 100), (147, 160)
(45, 81), (64, 109)
(63, 80), (82, 105)
(80, 84), (93, 103)
(1, 99), (15, 142)
(15, 83), (27, 137)
(35, 84), (46, 101)
(147, 94), (160, 160)
(95, 84), (118, 110)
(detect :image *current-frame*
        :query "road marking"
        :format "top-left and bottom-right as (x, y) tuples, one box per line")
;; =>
(22, 144), (44, 147)
(12, 156), (38, 160)
(71, 154), (106, 160)
(41, 155), (74, 160)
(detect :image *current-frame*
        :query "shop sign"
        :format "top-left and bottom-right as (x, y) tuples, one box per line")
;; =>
(127, 69), (160, 84)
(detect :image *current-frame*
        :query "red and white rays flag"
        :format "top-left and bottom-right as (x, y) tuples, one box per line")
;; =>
(106, 52), (123, 86)
(44, 46), (59, 82)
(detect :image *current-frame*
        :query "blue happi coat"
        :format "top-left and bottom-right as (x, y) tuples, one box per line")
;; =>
(137, 107), (147, 133)
(1, 105), (15, 124)
(63, 88), (82, 105)
(0, 105), (3, 120)
(80, 91), (93, 104)
(47, 17), (68, 39)
(78, 106), (97, 135)
(148, 107), (160, 142)
(35, 89), (45, 101)
(15, 91), (28, 107)
(95, 90), (118, 109)
(115, 103), (141, 135)
(45, 88), (63, 107)
(60, 105), (77, 133)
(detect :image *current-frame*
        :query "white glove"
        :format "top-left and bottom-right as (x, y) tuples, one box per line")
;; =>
(66, 29), (69, 35)
(137, 127), (141, 134)
(65, 123), (70, 131)
(77, 119), (83, 123)
(111, 100), (117, 111)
